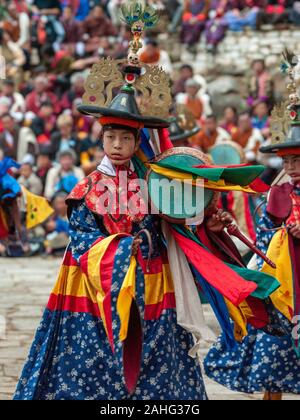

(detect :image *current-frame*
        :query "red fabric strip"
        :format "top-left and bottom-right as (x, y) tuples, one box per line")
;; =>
(246, 296), (269, 329)
(171, 228), (257, 306)
(47, 293), (101, 317)
(144, 293), (176, 321)
(243, 194), (256, 241)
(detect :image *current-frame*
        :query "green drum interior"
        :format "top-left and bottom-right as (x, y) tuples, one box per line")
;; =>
(148, 154), (214, 220)
(210, 144), (242, 165)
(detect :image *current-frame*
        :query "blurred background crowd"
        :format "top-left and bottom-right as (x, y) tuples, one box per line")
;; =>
(0, 0), (299, 255)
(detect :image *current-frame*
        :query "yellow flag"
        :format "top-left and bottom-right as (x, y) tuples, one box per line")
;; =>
(22, 187), (54, 229)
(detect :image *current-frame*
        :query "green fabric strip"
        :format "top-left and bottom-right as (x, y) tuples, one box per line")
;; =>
(173, 225), (280, 300)
(156, 162), (265, 186)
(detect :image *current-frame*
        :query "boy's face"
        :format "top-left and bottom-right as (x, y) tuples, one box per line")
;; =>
(282, 155), (300, 183)
(20, 164), (32, 179)
(103, 129), (139, 166)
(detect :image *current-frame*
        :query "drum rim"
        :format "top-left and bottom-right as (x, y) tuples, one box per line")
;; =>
(209, 140), (245, 165)
(146, 147), (218, 224)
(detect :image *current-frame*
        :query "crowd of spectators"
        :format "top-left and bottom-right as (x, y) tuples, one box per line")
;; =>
(0, 0), (292, 255)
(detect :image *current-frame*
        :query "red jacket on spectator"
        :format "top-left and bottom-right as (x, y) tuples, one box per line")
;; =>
(26, 91), (61, 115)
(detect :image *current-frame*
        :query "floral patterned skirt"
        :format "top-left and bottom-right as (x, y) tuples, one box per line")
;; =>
(204, 320), (300, 394)
(14, 308), (207, 400)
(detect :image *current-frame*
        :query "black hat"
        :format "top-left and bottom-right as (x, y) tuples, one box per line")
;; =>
(78, 85), (170, 129)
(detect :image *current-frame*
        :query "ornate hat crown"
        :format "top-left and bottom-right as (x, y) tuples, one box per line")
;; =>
(78, 1), (172, 129)
(261, 49), (300, 153)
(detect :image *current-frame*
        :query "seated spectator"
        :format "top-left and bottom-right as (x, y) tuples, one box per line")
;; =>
(257, 0), (292, 28)
(18, 162), (43, 196)
(289, 1), (300, 26)
(220, 106), (238, 135)
(251, 100), (270, 136)
(61, 5), (83, 50)
(60, 0), (90, 22)
(139, 39), (173, 74)
(232, 112), (264, 163)
(80, 121), (105, 175)
(25, 76), (61, 115)
(176, 78), (205, 122)
(205, 1), (229, 53)
(0, 29), (25, 86)
(51, 114), (80, 160)
(72, 97), (93, 137)
(5, 2), (30, 49)
(31, 0), (65, 50)
(0, 113), (38, 162)
(81, 5), (117, 54)
(224, 5), (259, 32)
(173, 64), (194, 96)
(181, 0), (210, 48)
(60, 72), (85, 110)
(247, 59), (274, 107)
(31, 101), (57, 153)
(44, 149), (84, 200)
(36, 153), (53, 191)
(44, 191), (69, 255)
(0, 79), (26, 121)
(192, 115), (231, 151)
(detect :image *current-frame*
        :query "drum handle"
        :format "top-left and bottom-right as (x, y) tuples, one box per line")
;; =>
(134, 229), (153, 273)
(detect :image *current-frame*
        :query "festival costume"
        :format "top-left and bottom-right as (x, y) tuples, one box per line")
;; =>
(15, 2), (282, 401)
(204, 51), (300, 395)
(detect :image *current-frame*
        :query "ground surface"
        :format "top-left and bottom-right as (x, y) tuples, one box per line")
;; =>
(0, 257), (299, 400)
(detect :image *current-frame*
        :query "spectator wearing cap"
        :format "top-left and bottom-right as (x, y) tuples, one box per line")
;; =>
(44, 149), (84, 201)
(139, 39), (173, 74)
(176, 76), (212, 118)
(51, 114), (80, 160)
(25, 76), (61, 115)
(18, 162), (43, 196)
(176, 78), (204, 122)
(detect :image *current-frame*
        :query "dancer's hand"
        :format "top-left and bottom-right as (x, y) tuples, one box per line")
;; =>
(206, 209), (233, 233)
(289, 223), (300, 239)
(132, 237), (143, 256)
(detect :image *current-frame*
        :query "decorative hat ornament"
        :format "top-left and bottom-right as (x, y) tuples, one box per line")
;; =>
(169, 105), (201, 142)
(78, 1), (172, 129)
(261, 49), (300, 154)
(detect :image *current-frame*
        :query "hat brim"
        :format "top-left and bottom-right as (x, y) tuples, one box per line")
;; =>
(260, 142), (300, 154)
(170, 126), (201, 142)
(78, 105), (170, 129)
